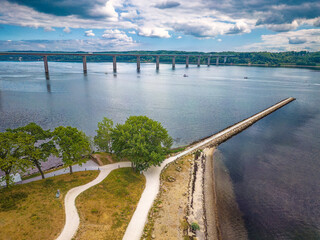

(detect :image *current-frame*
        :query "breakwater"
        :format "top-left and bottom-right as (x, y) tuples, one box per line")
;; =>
(189, 97), (295, 151)
(124, 97), (295, 240)
(183, 97), (295, 239)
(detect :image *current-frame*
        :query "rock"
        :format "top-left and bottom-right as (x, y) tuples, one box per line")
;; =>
(167, 176), (176, 182)
(175, 166), (182, 172)
(158, 204), (163, 208)
(151, 234), (156, 239)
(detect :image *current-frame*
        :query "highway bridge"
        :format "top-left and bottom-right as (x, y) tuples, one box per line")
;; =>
(0, 52), (235, 74)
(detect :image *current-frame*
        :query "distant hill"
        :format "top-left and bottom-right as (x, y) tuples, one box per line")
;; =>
(0, 51), (319, 67)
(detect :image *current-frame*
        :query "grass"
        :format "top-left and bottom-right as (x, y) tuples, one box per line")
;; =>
(75, 168), (146, 240)
(167, 146), (187, 155)
(92, 152), (120, 165)
(0, 171), (99, 240)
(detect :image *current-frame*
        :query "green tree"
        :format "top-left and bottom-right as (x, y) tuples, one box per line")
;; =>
(53, 126), (91, 174)
(9, 123), (57, 179)
(111, 116), (173, 171)
(0, 131), (33, 187)
(94, 117), (113, 152)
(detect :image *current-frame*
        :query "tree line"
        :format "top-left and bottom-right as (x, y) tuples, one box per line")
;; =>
(0, 116), (172, 187)
(0, 51), (319, 66)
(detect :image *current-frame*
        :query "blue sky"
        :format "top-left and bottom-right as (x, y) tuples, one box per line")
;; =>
(0, 0), (319, 52)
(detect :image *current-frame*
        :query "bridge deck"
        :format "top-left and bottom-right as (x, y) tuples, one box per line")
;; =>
(0, 52), (235, 57)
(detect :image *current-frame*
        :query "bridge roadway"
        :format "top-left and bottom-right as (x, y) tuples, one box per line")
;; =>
(0, 52), (235, 74)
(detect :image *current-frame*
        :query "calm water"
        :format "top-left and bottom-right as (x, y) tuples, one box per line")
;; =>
(0, 61), (319, 238)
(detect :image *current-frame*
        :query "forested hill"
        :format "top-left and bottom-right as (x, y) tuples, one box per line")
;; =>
(1, 51), (319, 66)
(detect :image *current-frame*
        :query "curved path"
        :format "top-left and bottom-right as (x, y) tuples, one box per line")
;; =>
(56, 161), (131, 240)
(123, 97), (295, 240)
(55, 97), (294, 240)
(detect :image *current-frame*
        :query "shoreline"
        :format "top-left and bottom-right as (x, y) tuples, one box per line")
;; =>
(203, 148), (221, 240)
(208, 149), (248, 239)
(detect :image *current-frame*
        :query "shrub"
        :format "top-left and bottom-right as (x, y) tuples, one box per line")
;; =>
(191, 222), (200, 231)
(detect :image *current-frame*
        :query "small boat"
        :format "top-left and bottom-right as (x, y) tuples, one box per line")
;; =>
(244, 76), (248, 79)
(183, 74), (188, 77)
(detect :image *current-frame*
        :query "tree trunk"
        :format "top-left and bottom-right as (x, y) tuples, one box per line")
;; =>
(34, 160), (45, 179)
(5, 173), (10, 188)
(131, 162), (136, 172)
(69, 165), (73, 174)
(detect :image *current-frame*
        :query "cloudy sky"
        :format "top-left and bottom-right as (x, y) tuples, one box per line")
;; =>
(0, 0), (319, 52)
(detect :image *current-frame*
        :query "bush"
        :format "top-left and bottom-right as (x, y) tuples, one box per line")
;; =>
(191, 222), (200, 231)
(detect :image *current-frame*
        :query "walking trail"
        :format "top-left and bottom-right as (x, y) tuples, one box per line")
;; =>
(122, 97), (294, 240)
(55, 162), (131, 240)
(54, 97), (294, 240)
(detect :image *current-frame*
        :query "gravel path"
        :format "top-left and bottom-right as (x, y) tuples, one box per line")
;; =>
(56, 161), (131, 240)
(123, 97), (295, 240)
(22, 160), (100, 184)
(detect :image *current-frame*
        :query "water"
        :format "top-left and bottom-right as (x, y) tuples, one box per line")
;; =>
(0, 61), (319, 238)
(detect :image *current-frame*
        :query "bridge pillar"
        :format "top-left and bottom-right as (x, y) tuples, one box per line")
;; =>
(43, 56), (49, 74)
(82, 56), (87, 73)
(224, 56), (227, 64)
(186, 56), (189, 68)
(137, 55), (140, 72)
(113, 56), (117, 72)
(207, 56), (210, 66)
(197, 56), (200, 67)
(216, 57), (219, 65)
(172, 56), (176, 69)
(156, 56), (159, 70)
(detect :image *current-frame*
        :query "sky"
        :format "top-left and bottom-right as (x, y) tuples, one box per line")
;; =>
(0, 0), (319, 52)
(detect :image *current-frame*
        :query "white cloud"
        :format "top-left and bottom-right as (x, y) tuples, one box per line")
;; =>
(120, 10), (138, 19)
(0, 38), (139, 51)
(102, 29), (133, 43)
(0, 1), (135, 30)
(44, 26), (55, 32)
(0, 0), (319, 50)
(173, 20), (251, 38)
(263, 21), (299, 32)
(85, 30), (95, 37)
(63, 27), (71, 33)
(138, 27), (171, 38)
(89, 1), (118, 20)
(238, 29), (320, 51)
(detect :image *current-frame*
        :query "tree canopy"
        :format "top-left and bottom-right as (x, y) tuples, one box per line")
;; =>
(0, 131), (33, 187)
(53, 126), (91, 174)
(111, 116), (173, 171)
(9, 123), (57, 179)
(94, 117), (113, 152)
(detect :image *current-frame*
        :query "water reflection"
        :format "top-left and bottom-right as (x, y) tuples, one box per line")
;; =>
(219, 103), (320, 239)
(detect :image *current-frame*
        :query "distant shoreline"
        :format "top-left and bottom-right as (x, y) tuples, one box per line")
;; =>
(0, 60), (319, 70)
